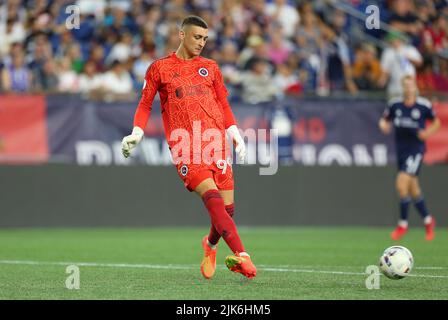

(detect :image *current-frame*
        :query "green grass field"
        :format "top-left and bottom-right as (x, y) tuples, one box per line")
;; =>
(0, 227), (447, 300)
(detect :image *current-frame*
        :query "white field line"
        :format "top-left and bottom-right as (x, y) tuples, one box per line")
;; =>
(1, 260), (448, 279)
(257, 264), (448, 270)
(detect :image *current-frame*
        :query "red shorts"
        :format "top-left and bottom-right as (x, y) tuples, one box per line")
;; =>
(176, 159), (234, 192)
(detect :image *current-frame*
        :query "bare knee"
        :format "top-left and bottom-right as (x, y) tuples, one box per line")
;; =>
(410, 177), (422, 199)
(396, 173), (412, 198)
(194, 178), (218, 197)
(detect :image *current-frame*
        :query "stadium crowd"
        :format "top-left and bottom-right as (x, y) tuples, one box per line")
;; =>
(0, 0), (448, 103)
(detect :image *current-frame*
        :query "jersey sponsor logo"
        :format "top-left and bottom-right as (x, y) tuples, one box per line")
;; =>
(394, 117), (419, 129)
(198, 67), (208, 77)
(175, 85), (207, 98)
(180, 164), (188, 176)
(411, 109), (421, 120)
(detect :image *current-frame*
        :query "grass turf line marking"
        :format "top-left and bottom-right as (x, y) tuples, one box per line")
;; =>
(1, 260), (448, 279)
(257, 264), (448, 270)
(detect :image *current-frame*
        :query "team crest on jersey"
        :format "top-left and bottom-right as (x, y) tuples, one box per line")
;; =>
(396, 109), (402, 117)
(180, 165), (188, 176)
(411, 109), (421, 119)
(198, 68), (208, 77)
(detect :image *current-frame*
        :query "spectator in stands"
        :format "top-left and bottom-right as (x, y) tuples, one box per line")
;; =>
(421, 13), (448, 77)
(273, 63), (302, 95)
(54, 29), (75, 59)
(416, 58), (448, 94)
(161, 23), (182, 56)
(239, 57), (279, 104)
(2, 41), (22, 68)
(1, 49), (32, 92)
(415, 0), (437, 27)
(24, 9), (54, 51)
(135, 29), (157, 59)
(379, 31), (423, 98)
(106, 32), (135, 65)
(325, 9), (358, 94)
(216, 41), (241, 87)
(421, 14), (448, 57)
(141, 5), (162, 34)
(67, 43), (84, 74)
(265, 0), (300, 38)
(249, 0), (270, 31)
(100, 60), (134, 101)
(216, 17), (240, 49)
(58, 57), (80, 93)
(217, 0), (248, 37)
(79, 60), (103, 98)
(239, 29), (275, 75)
(28, 33), (53, 86)
(294, 10), (325, 92)
(0, 0), (27, 27)
(239, 20), (264, 49)
(387, 0), (423, 46)
(352, 43), (382, 91)
(133, 50), (153, 89)
(105, 4), (138, 35)
(0, 17), (26, 58)
(89, 43), (107, 73)
(239, 34), (264, 68)
(163, 0), (189, 22)
(35, 58), (58, 93)
(267, 29), (294, 66)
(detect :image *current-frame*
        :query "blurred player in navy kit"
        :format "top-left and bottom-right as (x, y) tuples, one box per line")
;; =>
(379, 75), (441, 241)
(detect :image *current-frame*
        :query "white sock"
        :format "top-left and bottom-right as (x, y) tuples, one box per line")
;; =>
(207, 240), (217, 250)
(398, 220), (408, 228)
(424, 215), (432, 225)
(239, 252), (250, 257)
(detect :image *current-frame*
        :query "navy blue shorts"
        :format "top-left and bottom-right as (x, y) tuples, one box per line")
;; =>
(397, 152), (423, 176)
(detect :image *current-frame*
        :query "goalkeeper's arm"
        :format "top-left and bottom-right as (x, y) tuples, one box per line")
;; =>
(122, 62), (160, 158)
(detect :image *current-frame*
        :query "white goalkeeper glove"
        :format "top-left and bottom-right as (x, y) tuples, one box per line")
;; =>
(122, 126), (144, 158)
(227, 125), (246, 162)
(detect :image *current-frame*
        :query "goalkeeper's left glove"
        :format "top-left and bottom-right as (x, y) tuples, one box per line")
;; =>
(122, 126), (144, 158)
(227, 125), (246, 162)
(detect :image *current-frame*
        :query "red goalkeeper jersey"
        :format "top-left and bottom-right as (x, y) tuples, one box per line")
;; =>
(133, 52), (236, 160)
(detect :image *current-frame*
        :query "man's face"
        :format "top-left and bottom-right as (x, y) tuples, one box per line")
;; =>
(402, 77), (417, 96)
(391, 38), (402, 49)
(180, 25), (208, 56)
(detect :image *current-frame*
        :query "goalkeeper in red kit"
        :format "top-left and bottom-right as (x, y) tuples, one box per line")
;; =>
(121, 16), (256, 279)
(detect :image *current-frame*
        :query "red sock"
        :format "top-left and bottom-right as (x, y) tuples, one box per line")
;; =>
(202, 190), (244, 253)
(208, 203), (234, 245)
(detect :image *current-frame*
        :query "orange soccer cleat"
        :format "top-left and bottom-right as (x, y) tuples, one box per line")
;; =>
(225, 253), (257, 279)
(425, 218), (436, 241)
(391, 225), (408, 241)
(200, 235), (217, 279)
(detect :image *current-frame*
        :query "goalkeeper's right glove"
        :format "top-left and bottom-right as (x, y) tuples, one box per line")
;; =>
(227, 125), (246, 163)
(122, 126), (144, 158)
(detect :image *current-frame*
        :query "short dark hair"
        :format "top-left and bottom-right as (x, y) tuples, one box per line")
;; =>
(181, 15), (208, 29)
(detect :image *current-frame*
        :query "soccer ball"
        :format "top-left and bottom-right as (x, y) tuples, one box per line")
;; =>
(379, 246), (414, 280)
